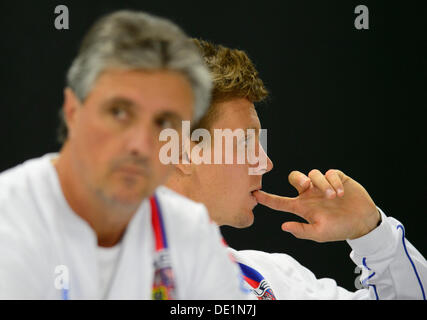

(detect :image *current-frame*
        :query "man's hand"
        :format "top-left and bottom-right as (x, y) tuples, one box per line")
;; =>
(253, 169), (381, 242)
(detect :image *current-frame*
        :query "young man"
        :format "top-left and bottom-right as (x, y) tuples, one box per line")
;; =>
(0, 11), (249, 300)
(165, 39), (426, 299)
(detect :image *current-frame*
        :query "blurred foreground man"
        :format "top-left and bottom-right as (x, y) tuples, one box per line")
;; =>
(0, 11), (249, 300)
(166, 39), (426, 299)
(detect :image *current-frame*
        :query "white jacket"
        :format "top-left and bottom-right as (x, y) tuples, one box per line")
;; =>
(229, 208), (426, 299)
(0, 154), (249, 299)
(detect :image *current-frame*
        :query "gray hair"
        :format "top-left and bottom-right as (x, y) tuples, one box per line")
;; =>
(57, 10), (212, 144)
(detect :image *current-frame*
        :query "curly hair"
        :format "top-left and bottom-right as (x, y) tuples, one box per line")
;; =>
(192, 39), (268, 130)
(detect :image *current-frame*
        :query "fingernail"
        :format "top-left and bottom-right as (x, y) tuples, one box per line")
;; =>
(326, 189), (335, 198)
(337, 188), (344, 196)
(300, 178), (309, 187)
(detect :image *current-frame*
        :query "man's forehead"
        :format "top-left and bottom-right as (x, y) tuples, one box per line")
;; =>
(211, 98), (261, 130)
(84, 68), (193, 115)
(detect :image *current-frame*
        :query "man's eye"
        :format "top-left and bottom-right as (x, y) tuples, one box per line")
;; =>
(110, 107), (128, 120)
(156, 118), (174, 130)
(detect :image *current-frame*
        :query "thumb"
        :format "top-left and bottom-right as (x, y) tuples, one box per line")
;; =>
(281, 221), (317, 241)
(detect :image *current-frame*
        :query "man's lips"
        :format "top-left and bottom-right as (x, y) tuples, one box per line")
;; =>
(111, 157), (151, 177)
(116, 165), (147, 176)
(250, 186), (262, 194)
(249, 191), (258, 208)
(249, 187), (261, 205)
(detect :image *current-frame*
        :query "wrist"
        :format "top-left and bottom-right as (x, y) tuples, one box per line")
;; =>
(346, 207), (393, 256)
(350, 207), (381, 240)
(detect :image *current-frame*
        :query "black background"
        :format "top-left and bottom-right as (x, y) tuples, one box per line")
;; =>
(0, 0), (425, 292)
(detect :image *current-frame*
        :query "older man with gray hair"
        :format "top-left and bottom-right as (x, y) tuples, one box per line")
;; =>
(0, 10), (249, 300)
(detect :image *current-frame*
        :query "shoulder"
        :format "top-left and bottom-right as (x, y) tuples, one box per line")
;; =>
(0, 160), (33, 198)
(0, 154), (55, 239)
(0, 154), (53, 202)
(229, 247), (307, 276)
(0, 155), (57, 294)
(229, 248), (330, 299)
(229, 247), (282, 262)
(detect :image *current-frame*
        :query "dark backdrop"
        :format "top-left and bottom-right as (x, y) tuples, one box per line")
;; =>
(0, 0), (425, 292)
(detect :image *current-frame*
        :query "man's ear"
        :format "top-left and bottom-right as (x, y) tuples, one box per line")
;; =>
(62, 87), (81, 139)
(175, 150), (193, 175)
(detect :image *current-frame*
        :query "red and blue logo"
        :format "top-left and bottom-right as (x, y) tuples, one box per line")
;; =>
(238, 262), (276, 300)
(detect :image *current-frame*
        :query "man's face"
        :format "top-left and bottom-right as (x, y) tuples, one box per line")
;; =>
(192, 98), (273, 228)
(66, 69), (194, 210)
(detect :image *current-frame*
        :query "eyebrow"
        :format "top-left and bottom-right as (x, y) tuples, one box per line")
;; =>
(156, 110), (184, 123)
(101, 97), (184, 122)
(101, 97), (136, 109)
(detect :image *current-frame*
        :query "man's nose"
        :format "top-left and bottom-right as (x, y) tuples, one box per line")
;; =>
(259, 142), (273, 174)
(125, 122), (156, 157)
(265, 153), (273, 174)
(248, 142), (273, 175)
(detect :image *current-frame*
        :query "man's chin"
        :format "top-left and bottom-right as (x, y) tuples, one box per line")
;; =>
(97, 184), (154, 210)
(231, 210), (254, 229)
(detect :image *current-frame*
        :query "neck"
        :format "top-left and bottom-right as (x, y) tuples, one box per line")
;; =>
(53, 144), (137, 247)
(164, 171), (192, 200)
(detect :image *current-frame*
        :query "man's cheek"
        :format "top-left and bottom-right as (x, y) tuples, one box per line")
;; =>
(155, 162), (174, 183)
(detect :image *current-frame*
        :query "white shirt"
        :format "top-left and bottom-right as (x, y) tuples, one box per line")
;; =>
(96, 244), (122, 299)
(229, 209), (427, 299)
(0, 153), (250, 300)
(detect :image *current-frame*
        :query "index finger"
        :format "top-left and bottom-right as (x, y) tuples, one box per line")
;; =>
(253, 190), (297, 213)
